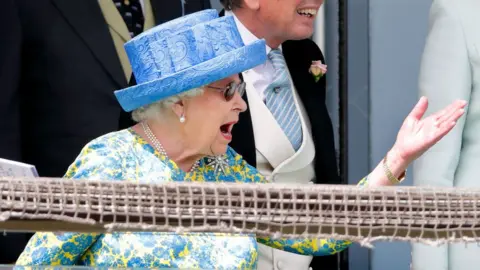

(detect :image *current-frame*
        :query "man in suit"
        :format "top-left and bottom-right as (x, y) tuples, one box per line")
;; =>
(0, 0), (210, 263)
(219, 0), (341, 269)
(412, 0), (480, 269)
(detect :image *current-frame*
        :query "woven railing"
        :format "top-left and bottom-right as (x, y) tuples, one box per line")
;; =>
(2, 177), (480, 246)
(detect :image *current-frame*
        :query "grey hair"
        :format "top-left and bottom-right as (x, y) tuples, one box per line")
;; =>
(220, 0), (242, 10)
(131, 88), (204, 123)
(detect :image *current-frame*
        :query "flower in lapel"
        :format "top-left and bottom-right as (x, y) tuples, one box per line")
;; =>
(309, 60), (327, 82)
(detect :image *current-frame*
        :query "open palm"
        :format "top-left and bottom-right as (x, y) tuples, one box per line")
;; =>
(394, 97), (467, 163)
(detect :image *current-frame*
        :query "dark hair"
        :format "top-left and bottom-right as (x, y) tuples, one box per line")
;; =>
(219, 0), (242, 11)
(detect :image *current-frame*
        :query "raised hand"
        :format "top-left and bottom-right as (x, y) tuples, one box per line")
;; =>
(393, 96), (467, 164)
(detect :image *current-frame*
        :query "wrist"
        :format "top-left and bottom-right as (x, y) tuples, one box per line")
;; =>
(385, 147), (409, 180)
(389, 145), (410, 166)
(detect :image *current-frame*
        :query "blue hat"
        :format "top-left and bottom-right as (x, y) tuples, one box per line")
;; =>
(114, 9), (267, 112)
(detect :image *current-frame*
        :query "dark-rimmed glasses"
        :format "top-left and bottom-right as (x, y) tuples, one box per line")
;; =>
(206, 81), (246, 101)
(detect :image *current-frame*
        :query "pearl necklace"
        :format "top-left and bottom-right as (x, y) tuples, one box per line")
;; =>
(141, 121), (200, 173)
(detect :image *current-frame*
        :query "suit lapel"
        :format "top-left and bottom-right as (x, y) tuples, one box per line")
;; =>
(98, 0), (130, 41)
(143, 0), (156, 30)
(283, 40), (340, 184)
(283, 40), (325, 105)
(52, 0), (126, 87)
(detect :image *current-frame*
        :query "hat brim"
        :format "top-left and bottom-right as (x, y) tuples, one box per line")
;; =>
(115, 39), (267, 112)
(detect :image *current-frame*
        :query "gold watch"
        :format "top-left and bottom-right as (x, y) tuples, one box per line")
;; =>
(383, 154), (406, 185)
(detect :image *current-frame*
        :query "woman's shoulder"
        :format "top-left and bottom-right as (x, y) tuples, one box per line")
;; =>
(65, 129), (141, 179)
(84, 129), (137, 151)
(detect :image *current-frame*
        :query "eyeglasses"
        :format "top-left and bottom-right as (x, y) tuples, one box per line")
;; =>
(206, 81), (246, 102)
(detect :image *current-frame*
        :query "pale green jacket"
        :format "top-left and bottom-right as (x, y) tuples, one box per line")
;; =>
(412, 0), (480, 269)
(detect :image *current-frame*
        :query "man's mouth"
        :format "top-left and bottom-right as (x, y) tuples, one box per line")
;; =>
(220, 122), (236, 141)
(297, 8), (317, 18)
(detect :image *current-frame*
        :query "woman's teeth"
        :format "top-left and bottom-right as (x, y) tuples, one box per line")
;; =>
(297, 9), (317, 17)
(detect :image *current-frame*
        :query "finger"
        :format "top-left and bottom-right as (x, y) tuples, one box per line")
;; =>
(408, 96), (428, 120)
(435, 100), (467, 123)
(431, 109), (466, 144)
(431, 100), (462, 122)
(438, 108), (465, 129)
(434, 121), (456, 141)
(423, 101), (466, 147)
(426, 121), (456, 147)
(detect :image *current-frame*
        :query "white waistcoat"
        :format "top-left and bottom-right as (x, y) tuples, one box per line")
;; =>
(243, 71), (316, 270)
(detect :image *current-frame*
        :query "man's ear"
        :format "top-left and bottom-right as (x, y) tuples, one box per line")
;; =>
(243, 0), (260, 10)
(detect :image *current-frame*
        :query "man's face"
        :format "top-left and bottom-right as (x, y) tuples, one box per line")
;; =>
(257, 0), (324, 41)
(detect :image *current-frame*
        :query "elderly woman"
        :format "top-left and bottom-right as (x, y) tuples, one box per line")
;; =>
(16, 10), (465, 269)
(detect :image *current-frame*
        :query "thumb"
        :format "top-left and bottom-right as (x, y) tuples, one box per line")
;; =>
(408, 96), (428, 120)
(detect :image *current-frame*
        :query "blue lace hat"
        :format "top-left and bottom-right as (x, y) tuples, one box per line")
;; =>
(114, 9), (267, 112)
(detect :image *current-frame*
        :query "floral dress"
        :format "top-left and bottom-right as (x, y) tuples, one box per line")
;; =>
(16, 128), (364, 269)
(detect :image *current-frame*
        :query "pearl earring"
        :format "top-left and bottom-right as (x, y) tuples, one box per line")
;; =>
(179, 115), (185, 123)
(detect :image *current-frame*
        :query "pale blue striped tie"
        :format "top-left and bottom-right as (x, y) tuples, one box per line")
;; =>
(265, 49), (303, 151)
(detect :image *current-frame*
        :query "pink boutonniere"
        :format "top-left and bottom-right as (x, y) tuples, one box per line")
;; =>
(309, 60), (327, 82)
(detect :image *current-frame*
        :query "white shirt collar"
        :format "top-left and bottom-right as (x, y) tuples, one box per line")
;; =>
(225, 10), (282, 54)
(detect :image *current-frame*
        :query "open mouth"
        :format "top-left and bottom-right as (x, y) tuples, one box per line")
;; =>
(297, 8), (317, 18)
(220, 122), (236, 141)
